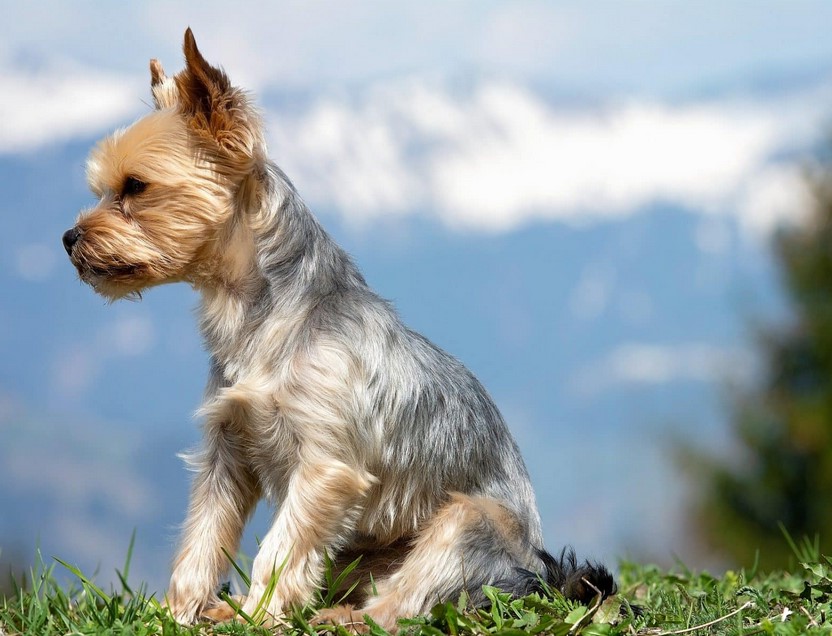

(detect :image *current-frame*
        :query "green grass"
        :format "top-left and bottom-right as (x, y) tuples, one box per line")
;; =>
(4, 539), (832, 636)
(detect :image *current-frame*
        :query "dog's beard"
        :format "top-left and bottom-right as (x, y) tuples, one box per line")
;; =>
(70, 255), (148, 301)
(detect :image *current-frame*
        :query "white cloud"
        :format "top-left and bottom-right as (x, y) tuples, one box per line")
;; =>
(736, 163), (814, 235)
(0, 60), (143, 154)
(431, 89), (775, 228)
(270, 78), (828, 236)
(569, 342), (755, 397)
(272, 97), (420, 215)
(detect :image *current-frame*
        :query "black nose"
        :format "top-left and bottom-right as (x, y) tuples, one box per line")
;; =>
(62, 227), (81, 255)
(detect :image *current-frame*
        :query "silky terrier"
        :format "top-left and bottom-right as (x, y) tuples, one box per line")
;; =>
(63, 29), (614, 630)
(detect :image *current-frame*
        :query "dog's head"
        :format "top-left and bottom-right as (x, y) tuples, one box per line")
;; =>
(63, 29), (264, 300)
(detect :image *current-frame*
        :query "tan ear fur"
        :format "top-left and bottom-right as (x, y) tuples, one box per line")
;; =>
(150, 58), (179, 109)
(150, 58), (167, 86)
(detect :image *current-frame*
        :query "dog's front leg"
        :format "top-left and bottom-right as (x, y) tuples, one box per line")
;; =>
(241, 457), (376, 623)
(167, 424), (259, 624)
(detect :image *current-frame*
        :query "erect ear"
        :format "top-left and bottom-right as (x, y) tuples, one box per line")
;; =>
(149, 58), (178, 109)
(174, 27), (260, 163)
(177, 27), (232, 119)
(171, 28), (262, 170)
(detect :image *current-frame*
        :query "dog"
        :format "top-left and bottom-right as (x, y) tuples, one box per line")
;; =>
(63, 28), (614, 630)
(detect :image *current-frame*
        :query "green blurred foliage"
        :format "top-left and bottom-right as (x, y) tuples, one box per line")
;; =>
(688, 148), (832, 570)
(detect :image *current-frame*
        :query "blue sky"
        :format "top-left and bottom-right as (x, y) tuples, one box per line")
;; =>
(4, 1), (832, 94)
(2, 0), (832, 591)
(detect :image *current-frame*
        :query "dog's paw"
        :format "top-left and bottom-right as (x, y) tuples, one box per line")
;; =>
(201, 595), (246, 623)
(239, 591), (287, 628)
(313, 605), (370, 633)
(163, 593), (203, 625)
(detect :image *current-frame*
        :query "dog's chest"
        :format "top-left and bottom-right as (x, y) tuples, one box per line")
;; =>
(204, 349), (303, 499)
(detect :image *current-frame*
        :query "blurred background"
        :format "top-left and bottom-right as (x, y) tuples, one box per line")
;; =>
(3, 0), (832, 596)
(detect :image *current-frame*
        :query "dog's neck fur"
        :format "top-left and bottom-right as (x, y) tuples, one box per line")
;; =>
(195, 161), (367, 381)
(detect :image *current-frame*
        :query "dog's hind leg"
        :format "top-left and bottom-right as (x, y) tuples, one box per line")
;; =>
(316, 492), (538, 631)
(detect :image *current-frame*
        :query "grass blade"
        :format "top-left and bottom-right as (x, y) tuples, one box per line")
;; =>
(222, 546), (252, 588)
(54, 557), (110, 604)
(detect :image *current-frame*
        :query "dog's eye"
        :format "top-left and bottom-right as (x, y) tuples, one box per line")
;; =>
(122, 176), (147, 197)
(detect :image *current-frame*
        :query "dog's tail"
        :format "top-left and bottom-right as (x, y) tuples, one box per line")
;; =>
(497, 547), (616, 604)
